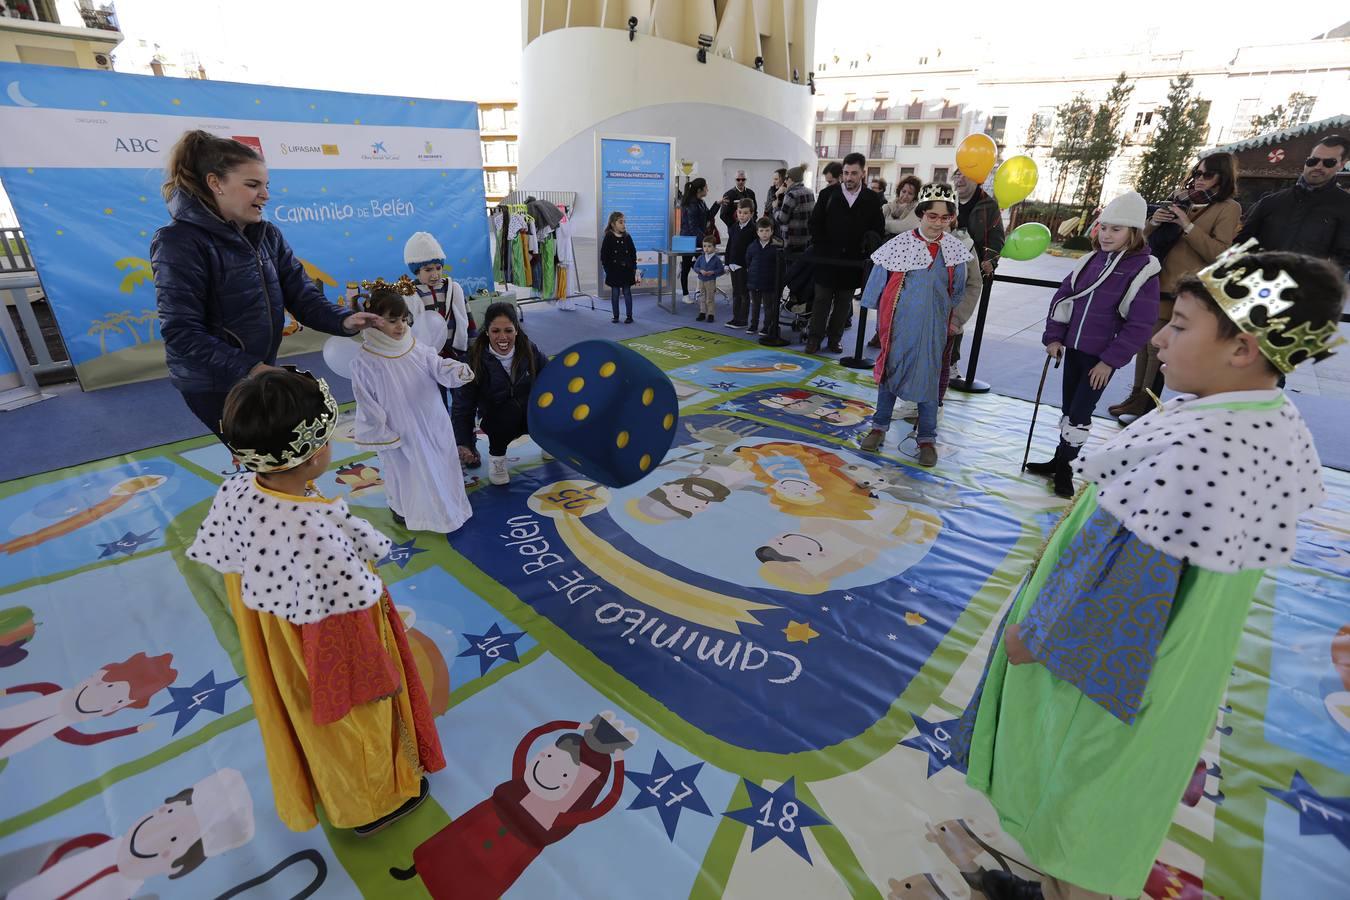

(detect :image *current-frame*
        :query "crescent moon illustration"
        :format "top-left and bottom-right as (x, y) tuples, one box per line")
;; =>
(6, 82), (38, 107)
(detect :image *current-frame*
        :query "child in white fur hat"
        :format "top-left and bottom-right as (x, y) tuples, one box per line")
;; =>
(404, 231), (472, 362)
(1026, 192), (1160, 497)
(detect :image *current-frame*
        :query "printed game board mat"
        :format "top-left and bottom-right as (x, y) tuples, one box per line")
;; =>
(0, 327), (1346, 899)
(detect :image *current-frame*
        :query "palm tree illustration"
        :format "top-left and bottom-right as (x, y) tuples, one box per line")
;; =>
(107, 311), (144, 344)
(115, 257), (155, 294)
(86, 314), (127, 354)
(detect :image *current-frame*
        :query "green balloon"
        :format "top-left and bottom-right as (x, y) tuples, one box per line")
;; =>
(1001, 222), (1052, 261)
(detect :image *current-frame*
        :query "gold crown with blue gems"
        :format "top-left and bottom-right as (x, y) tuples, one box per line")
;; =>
(917, 182), (959, 209)
(227, 373), (339, 473)
(1197, 239), (1346, 374)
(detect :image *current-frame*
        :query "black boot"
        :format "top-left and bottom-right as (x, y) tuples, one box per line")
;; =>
(1025, 458), (1058, 476)
(1053, 456), (1076, 498)
(980, 870), (1044, 900)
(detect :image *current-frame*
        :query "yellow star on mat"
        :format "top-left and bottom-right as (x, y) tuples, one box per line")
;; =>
(783, 621), (819, 643)
(904, 612), (927, 627)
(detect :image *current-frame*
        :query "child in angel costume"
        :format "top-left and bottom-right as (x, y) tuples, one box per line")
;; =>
(187, 368), (445, 835)
(350, 283), (476, 533)
(955, 244), (1345, 900)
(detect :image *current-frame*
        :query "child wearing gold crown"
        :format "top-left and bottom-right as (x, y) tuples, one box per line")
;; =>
(350, 284), (476, 533)
(954, 244), (1345, 900)
(857, 181), (972, 467)
(187, 368), (446, 835)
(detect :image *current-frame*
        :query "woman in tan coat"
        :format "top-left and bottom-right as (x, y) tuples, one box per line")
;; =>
(1110, 153), (1241, 421)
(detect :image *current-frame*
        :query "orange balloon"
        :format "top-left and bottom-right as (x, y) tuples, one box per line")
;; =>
(956, 134), (997, 183)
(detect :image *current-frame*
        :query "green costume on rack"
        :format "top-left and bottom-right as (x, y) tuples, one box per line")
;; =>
(955, 390), (1325, 896)
(540, 237), (556, 298)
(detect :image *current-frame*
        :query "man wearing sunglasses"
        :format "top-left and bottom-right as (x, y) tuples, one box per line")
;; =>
(1236, 135), (1350, 275)
(720, 170), (758, 231)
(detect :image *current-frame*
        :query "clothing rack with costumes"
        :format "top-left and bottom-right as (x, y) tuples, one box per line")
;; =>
(500, 191), (589, 308)
(491, 203), (535, 289)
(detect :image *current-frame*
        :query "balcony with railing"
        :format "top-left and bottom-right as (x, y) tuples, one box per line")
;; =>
(817, 145), (898, 160)
(0, 0), (122, 46)
(817, 103), (963, 124)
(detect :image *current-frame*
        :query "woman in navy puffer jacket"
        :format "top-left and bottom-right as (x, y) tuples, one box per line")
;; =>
(151, 130), (378, 438)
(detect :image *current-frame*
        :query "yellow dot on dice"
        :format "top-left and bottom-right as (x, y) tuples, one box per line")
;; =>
(563, 351), (580, 367)
(568, 377), (585, 393)
(642, 388), (654, 406)
(537, 392), (554, 408)
(663, 414), (674, 430)
(639, 454), (652, 471)
(616, 431), (630, 448)
(573, 404), (590, 421)
(599, 361), (616, 378)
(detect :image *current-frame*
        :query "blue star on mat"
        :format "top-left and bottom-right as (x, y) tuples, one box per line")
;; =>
(457, 622), (525, 676)
(899, 713), (967, 778)
(811, 379), (840, 389)
(626, 750), (713, 840)
(379, 539), (427, 569)
(723, 777), (829, 863)
(97, 529), (157, 559)
(710, 381), (739, 391)
(152, 670), (244, 734)
(1264, 771), (1350, 852)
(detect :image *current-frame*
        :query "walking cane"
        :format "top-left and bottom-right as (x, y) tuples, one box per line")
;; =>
(1021, 354), (1060, 472)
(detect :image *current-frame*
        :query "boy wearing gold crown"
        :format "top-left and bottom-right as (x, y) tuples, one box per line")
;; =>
(955, 244), (1345, 900)
(187, 368), (446, 835)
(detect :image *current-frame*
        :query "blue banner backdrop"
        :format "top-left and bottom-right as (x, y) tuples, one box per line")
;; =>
(0, 62), (491, 389)
(599, 137), (672, 284)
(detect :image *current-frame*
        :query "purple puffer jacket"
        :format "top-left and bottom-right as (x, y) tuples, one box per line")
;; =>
(1042, 248), (1161, 369)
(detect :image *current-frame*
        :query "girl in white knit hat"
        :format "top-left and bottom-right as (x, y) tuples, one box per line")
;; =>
(1026, 192), (1161, 497)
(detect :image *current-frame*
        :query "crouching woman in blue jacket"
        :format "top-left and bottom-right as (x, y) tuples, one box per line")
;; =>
(151, 130), (378, 438)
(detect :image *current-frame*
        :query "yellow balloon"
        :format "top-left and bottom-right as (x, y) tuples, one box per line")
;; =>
(955, 133), (997, 183)
(993, 155), (1039, 208)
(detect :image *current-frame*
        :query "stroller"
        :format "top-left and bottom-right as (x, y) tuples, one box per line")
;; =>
(778, 254), (815, 337)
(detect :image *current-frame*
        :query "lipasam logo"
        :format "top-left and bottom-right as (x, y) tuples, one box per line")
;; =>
(279, 143), (324, 155)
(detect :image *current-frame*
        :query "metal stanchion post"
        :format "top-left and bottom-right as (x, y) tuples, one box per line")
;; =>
(949, 277), (992, 394)
(838, 304), (873, 369)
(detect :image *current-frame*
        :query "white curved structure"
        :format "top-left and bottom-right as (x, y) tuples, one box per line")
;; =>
(518, 1), (817, 293)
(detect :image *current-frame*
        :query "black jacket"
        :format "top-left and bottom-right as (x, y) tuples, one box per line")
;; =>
(719, 186), (757, 229)
(958, 187), (1006, 269)
(724, 220), (757, 267)
(451, 343), (549, 446)
(151, 191), (351, 393)
(600, 231), (638, 287)
(1236, 183), (1350, 274)
(807, 184), (886, 289)
(745, 238), (781, 293)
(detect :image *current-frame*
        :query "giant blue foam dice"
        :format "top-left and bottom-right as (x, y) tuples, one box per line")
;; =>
(529, 340), (679, 487)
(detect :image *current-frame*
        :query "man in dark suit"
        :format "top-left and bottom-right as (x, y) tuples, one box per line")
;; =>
(805, 152), (885, 354)
(719, 169), (757, 231)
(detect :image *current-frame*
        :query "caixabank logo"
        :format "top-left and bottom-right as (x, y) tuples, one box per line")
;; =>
(362, 140), (400, 161)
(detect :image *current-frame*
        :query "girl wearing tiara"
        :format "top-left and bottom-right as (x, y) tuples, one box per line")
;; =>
(188, 368), (445, 835)
(857, 182), (972, 467)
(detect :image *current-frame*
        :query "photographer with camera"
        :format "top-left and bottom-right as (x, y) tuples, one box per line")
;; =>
(1109, 153), (1241, 422)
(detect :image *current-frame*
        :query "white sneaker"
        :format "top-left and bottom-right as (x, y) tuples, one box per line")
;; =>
(488, 455), (509, 485)
(681, 293), (695, 305)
